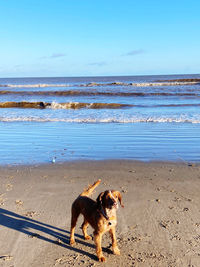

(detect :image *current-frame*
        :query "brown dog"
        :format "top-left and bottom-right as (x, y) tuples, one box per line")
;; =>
(70, 179), (124, 262)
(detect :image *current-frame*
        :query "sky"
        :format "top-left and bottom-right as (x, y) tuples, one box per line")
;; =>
(0, 0), (200, 77)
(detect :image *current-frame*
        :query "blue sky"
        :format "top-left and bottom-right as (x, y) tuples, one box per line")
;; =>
(0, 0), (200, 77)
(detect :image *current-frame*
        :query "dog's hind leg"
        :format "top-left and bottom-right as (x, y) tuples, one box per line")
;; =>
(70, 207), (80, 245)
(81, 219), (91, 240)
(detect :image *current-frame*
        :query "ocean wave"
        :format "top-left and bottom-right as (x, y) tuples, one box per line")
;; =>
(0, 101), (132, 109)
(1, 101), (200, 109)
(1, 116), (200, 123)
(0, 83), (70, 88)
(50, 102), (200, 108)
(156, 78), (200, 83)
(0, 90), (199, 97)
(0, 101), (46, 109)
(50, 102), (131, 109)
(0, 80), (199, 89)
(80, 81), (200, 87)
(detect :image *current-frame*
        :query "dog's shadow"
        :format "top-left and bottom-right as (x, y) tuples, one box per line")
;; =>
(0, 208), (112, 261)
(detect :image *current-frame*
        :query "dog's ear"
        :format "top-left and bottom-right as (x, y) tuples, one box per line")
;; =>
(112, 191), (124, 208)
(96, 192), (105, 208)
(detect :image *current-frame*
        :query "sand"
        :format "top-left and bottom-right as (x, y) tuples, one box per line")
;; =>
(0, 160), (200, 267)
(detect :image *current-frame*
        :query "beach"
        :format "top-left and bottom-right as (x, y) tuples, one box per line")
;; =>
(0, 75), (200, 266)
(1, 0), (200, 265)
(1, 160), (200, 266)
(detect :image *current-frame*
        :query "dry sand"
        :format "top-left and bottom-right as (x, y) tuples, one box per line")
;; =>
(0, 160), (200, 267)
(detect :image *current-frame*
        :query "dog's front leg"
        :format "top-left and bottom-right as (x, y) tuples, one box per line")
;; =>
(81, 219), (92, 240)
(109, 227), (120, 255)
(94, 231), (106, 262)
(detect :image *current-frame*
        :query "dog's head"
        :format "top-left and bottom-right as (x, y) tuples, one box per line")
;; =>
(96, 190), (124, 210)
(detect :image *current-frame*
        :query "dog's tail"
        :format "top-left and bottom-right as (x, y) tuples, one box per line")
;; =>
(80, 179), (101, 197)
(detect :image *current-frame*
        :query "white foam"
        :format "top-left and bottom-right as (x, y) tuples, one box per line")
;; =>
(131, 82), (199, 87)
(4, 83), (70, 88)
(49, 102), (87, 109)
(1, 116), (200, 123)
(1, 81), (199, 88)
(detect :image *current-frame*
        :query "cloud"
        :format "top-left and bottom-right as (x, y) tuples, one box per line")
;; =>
(40, 53), (66, 59)
(50, 53), (66, 58)
(14, 64), (23, 68)
(122, 49), (146, 56)
(88, 61), (107, 67)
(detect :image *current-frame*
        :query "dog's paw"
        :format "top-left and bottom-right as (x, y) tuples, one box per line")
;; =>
(99, 256), (106, 262)
(84, 235), (92, 241)
(70, 239), (76, 246)
(113, 247), (120, 255)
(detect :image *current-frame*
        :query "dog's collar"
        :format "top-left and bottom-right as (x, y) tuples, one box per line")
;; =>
(99, 207), (109, 220)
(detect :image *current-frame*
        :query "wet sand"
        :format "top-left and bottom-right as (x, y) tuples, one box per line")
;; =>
(0, 160), (200, 266)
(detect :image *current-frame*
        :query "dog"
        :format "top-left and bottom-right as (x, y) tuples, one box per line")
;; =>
(70, 179), (124, 262)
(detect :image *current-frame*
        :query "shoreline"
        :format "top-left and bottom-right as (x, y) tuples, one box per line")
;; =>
(0, 158), (199, 169)
(1, 160), (200, 266)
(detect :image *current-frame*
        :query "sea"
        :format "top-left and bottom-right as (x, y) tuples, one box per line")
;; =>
(0, 74), (200, 165)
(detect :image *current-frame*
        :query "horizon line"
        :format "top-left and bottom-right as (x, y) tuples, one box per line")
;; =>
(0, 73), (199, 79)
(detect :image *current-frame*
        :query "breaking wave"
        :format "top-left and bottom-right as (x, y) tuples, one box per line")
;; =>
(0, 79), (200, 89)
(0, 90), (200, 97)
(1, 101), (200, 109)
(1, 116), (200, 123)
(0, 101), (132, 109)
(0, 83), (70, 88)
